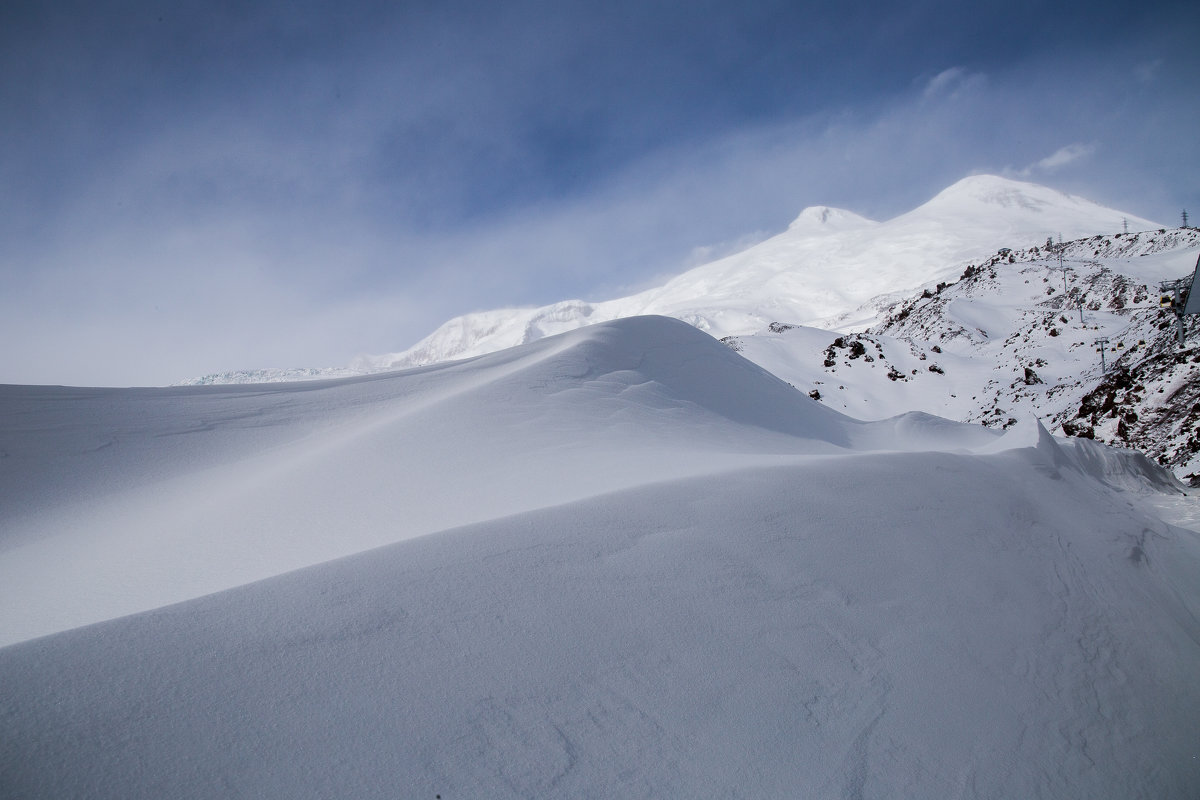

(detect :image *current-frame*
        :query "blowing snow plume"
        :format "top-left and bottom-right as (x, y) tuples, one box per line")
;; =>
(2, 315), (1198, 798)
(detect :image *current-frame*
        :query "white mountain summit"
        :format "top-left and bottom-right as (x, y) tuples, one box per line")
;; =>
(784, 204), (876, 233)
(348, 174), (1159, 373)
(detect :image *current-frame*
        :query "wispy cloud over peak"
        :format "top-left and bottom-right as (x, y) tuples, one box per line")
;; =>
(921, 66), (983, 101)
(1015, 143), (1098, 177)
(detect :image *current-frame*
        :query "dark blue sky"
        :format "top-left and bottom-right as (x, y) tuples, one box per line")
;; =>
(2, 0), (1198, 385)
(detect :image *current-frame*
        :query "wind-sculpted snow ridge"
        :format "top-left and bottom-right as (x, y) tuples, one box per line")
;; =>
(2, 355), (1198, 797)
(2, 316), (909, 646)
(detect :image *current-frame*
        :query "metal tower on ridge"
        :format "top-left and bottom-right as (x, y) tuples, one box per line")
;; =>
(1159, 253), (1200, 347)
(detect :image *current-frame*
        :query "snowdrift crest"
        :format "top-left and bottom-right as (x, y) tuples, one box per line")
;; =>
(973, 414), (1185, 494)
(0, 316), (852, 645)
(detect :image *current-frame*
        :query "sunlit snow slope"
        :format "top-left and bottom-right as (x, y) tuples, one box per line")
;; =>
(726, 228), (1200, 476)
(348, 174), (1158, 372)
(2, 316), (1199, 799)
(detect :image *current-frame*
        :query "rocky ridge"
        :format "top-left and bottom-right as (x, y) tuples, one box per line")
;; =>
(730, 227), (1200, 479)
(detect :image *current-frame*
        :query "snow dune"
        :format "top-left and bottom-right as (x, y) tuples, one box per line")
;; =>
(2, 315), (1198, 798)
(0, 316), (996, 646)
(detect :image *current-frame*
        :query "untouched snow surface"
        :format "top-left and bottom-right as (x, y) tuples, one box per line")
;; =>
(3, 316), (1199, 798)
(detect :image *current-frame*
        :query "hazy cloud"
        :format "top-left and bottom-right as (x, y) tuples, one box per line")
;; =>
(1, 0), (1198, 385)
(1016, 143), (1099, 177)
(1039, 143), (1098, 171)
(921, 67), (984, 101)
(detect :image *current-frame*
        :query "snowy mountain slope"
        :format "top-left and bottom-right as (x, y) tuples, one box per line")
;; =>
(349, 174), (1159, 372)
(0, 317), (840, 645)
(178, 176), (1160, 386)
(728, 227), (1200, 477)
(2, 317), (1198, 798)
(2, 316), (1027, 647)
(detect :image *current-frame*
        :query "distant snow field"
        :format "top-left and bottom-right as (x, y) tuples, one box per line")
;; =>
(4, 176), (1200, 798)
